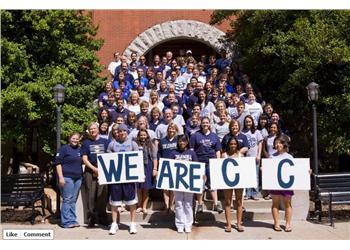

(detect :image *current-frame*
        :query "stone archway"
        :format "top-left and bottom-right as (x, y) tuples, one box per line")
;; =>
(123, 20), (227, 58)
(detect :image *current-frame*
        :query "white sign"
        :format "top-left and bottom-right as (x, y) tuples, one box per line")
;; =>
(209, 157), (258, 189)
(262, 158), (310, 190)
(97, 151), (145, 185)
(156, 158), (205, 194)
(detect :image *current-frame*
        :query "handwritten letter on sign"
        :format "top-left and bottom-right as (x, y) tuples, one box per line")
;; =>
(261, 158), (310, 190)
(97, 151), (145, 185)
(156, 158), (205, 194)
(209, 157), (258, 190)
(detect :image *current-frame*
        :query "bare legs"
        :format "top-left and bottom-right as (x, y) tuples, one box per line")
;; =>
(284, 196), (292, 231)
(271, 195), (292, 231)
(163, 190), (175, 211)
(129, 204), (136, 222)
(111, 205), (120, 224)
(223, 188), (244, 232)
(235, 189), (244, 231)
(223, 189), (233, 230)
(137, 189), (150, 212)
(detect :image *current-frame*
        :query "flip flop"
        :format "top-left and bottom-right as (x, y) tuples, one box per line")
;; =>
(236, 227), (245, 232)
(224, 226), (232, 233)
(285, 227), (292, 232)
(273, 225), (282, 232)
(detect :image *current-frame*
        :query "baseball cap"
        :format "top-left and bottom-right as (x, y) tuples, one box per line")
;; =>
(117, 123), (128, 131)
(186, 50), (192, 55)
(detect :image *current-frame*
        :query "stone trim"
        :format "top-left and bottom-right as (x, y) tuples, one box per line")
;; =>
(123, 19), (227, 57)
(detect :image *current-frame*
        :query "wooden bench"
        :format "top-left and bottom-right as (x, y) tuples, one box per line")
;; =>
(314, 172), (350, 226)
(1, 174), (46, 224)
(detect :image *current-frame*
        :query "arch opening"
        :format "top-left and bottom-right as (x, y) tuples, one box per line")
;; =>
(144, 38), (220, 64)
(123, 19), (227, 59)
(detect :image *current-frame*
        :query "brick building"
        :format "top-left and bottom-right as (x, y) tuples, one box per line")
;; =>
(91, 10), (231, 78)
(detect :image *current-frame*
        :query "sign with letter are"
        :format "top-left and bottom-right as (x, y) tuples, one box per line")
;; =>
(209, 157), (258, 189)
(97, 151), (145, 185)
(156, 158), (205, 194)
(261, 158), (310, 190)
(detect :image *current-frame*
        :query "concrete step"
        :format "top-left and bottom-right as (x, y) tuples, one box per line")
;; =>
(113, 199), (282, 223)
(113, 207), (283, 223)
(132, 198), (273, 211)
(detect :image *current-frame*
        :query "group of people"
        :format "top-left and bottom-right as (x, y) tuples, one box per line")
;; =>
(55, 48), (295, 235)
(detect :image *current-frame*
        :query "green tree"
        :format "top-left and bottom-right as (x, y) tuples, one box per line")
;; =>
(211, 10), (350, 170)
(1, 10), (105, 159)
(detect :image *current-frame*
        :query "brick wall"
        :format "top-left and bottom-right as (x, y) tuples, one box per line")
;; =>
(91, 10), (231, 77)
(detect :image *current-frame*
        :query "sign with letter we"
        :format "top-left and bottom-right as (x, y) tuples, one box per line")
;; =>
(97, 151), (145, 185)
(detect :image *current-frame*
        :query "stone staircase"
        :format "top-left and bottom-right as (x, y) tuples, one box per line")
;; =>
(48, 189), (309, 225)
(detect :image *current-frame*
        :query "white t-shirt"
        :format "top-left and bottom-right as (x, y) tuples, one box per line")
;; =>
(155, 120), (184, 140)
(246, 101), (263, 126)
(266, 134), (277, 157)
(200, 101), (216, 119)
(242, 129), (263, 157)
(108, 61), (121, 76)
(212, 122), (229, 141)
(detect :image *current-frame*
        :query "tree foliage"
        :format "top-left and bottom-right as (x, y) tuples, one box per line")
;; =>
(1, 10), (105, 155)
(211, 10), (350, 168)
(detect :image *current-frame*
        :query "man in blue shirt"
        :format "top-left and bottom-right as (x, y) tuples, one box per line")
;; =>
(81, 122), (109, 227)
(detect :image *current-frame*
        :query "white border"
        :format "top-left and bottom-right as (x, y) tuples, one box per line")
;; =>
(3, 0), (350, 10)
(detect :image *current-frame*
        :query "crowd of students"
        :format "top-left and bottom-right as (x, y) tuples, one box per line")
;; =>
(55, 48), (294, 235)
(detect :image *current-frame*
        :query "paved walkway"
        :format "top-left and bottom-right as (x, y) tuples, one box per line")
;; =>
(1, 219), (349, 240)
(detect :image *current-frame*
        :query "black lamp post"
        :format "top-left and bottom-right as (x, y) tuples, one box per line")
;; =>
(53, 84), (65, 217)
(306, 82), (320, 213)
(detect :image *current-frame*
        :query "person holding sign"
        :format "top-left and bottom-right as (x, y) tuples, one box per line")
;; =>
(135, 129), (158, 214)
(190, 117), (223, 214)
(222, 137), (245, 232)
(158, 122), (179, 213)
(107, 124), (140, 235)
(81, 122), (109, 228)
(242, 115), (263, 200)
(170, 135), (199, 233)
(269, 135), (294, 232)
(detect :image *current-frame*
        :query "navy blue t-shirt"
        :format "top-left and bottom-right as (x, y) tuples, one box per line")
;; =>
(221, 132), (249, 153)
(189, 131), (221, 165)
(55, 144), (83, 178)
(170, 149), (198, 162)
(81, 137), (109, 166)
(159, 136), (178, 159)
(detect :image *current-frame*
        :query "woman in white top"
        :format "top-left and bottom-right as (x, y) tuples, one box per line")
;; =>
(222, 137), (245, 232)
(269, 135), (294, 232)
(127, 92), (141, 115)
(197, 89), (216, 120)
(148, 90), (164, 112)
(242, 115), (263, 200)
(264, 122), (281, 158)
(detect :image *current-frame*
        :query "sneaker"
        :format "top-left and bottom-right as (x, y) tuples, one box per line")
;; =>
(129, 222), (137, 234)
(251, 196), (259, 201)
(216, 201), (223, 214)
(177, 228), (184, 233)
(109, 222), (119, 235)
(196, 204), (204, 213)
(185, 227), (192, 233)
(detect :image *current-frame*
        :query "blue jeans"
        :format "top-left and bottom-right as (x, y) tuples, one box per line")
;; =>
(246, 164), (260, 198)
(60, 177), (82, 228)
